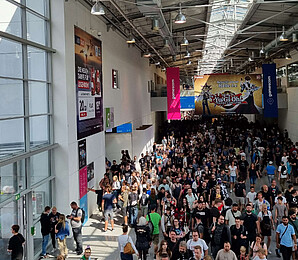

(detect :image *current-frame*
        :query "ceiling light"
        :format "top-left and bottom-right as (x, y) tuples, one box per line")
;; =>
(164, 38), (169, 48)
(187, 60), (192, 65)
(293, 33), (297, 43)
(265, 52), (269, 59)
(126, 33), (135, 44)
(175, 3), (186, 24)
(152, 18), (159, 32)
(155, 61), (160, 65)
(279, 26), (288, 42)
(286, 52), (292, 60)
(161, 67), (166, 71)
(184, 51), (191, 58)
(181, 32), (189, 46)
(259, 43), (265, 55)
(91, 1), (105, 15)
(143, 50), (151, 58)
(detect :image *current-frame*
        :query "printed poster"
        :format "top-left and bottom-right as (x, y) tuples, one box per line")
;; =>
(194, 74), (262, 115)
(75, 26), (103, 140)
(79, 166), (87, 199)
(78, 139), (87, 170)
(87, 162), (95, 188)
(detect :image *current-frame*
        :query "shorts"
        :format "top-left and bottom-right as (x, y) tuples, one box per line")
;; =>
(152, 234), (159, 245)
(230, 176), (236, 183)
(104, 209), (114, 221)
(235, 196), (245, 205)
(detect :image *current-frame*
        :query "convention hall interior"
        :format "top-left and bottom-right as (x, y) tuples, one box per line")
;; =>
(0, 0), (298, 259)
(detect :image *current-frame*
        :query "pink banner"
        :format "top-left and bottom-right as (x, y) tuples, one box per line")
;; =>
(166, 67), (181, 120)
(79, 166), (88, 199)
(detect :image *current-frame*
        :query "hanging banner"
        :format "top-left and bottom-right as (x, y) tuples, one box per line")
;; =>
(194, 74), (262, 115)
(263, 64), (278, 118)
(75, 26), (103, 140)
(79, 166), (87, 199)
(166, 67), (181, 120)
(78, 139), (87, 170)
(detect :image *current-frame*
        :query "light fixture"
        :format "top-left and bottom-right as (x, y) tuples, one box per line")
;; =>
(286, 52), (292, 60)
(152, 18), (159, 32)
(248, 51), (254, 62)
(187, 60), (192, 65)
(184, 51), (191, 58)
(126, 32), (135, 44)
(155, 61), (160, 66)
(91, 1), (105, 15)
(181, 32), (189, 46)
(174, 3), (186, 24)
(161, 67), (166, 71)
(293, 33), (297, 43)
(164, 38), (170, 48)
(260, 43), (265, 55)
(143, 50), (151, 58)
(279, 26), (288, 41)
(265, 52), (269, 59)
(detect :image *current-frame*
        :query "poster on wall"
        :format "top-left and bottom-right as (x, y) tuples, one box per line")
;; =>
(79, 194), (88, 226)
(166, 67), (181, 120)
(180, 76), (195, 109)
(105, 107), (114, 130)
(87, 162), (95, 188)
(194, 74), (262, 115)
(75, 26), (103, 140)
(263, 64), (278, 118)
(79, 166), (87, 199)
(78, 139), (87, 169)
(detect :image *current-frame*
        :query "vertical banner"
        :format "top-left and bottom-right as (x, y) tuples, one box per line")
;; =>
(79, 194), (88, 226)
(166, 67), (181, 120)
(87, 162), (95, 188)
(79, 166), (88, 199)
(78, 139), (87, 169)
(263, 64), (278, 118)
(75, 26), (103, 140)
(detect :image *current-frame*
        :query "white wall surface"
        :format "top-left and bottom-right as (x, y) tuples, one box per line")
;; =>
(51, 0), (158, 216)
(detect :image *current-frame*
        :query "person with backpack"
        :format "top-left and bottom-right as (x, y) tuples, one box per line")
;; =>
(68, 201), (83, 255)
(128, 186), (139, 226)
(234, 178), (246, 212)
(139, 188), (149, 217)
(230, 217), (248, 257)
(134, 216), (151, 260)
(278, 161), (288, 192)
(55, 214), (70, 258)
(161, 208), (174, 238)
(118, 225), (138, 260)
(249, 233), (268, 258)
(288, 209), (298, 260)
(102, 185), (117, 231)
(146, 206), (161, 258)
(225, 203), (241, 227)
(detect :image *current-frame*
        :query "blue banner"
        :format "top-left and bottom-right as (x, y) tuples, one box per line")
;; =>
(262, 64), (278, 118)
(180, 96), (195, 109)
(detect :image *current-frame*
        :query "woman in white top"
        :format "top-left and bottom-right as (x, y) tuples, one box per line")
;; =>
(118, 225), (138, 260)
(228, 161), (238, 192)
(249, 233), (268, 258)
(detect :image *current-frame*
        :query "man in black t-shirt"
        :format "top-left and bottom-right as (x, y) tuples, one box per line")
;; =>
(241, 204), (258, 244)
(8, 224), (25, 260)
(238, 156), (248, 180)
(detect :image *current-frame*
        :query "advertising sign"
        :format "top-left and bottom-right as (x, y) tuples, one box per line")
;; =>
(79, 194), (88, 226)
(75, 26), (103, 140)
(87, 162), (95, 188)
(105, 107), (114, 130)
(194, 74), (262, 115)
(79, 166), (87, 199)
(180, 76), (195, 109)
(78, 139), (87, 170)
(263, 64), (278, 118)
(166, 67), (181, 120)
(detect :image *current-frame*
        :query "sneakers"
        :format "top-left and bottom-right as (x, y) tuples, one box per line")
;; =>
(268, 250), (272, 254)
(230, 189), (232, 193)
(50, 248), (56, 253)
(276, 249), (281, 258)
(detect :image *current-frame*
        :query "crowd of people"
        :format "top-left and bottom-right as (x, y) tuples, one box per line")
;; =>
(99, 116), (297, 260)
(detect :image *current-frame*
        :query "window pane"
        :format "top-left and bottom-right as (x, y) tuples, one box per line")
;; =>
(30, 151), (49, 185)
(0, 118), (25, 158)
(27, 47), (47, 81)
(0, 38), (22, 78)
(26, 12), (46, 45)
(0, 78), (23, 118)
(0, 160), (26, 203)
(30, 116), (49, 148)
(26, 0), (48, 17)
(0, 0), (22, 37)
(29, 82), (48, 115)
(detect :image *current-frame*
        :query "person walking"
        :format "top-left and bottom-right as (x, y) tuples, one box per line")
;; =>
(49, 206), (60, 253)
(146, 206), (161, 258)
(118, 225), (138, 260)
(241, 203), (258, 245)
(135, 216), (151, 260)
(288, 209), (298, 260)
(186, 230), (208, 258)
(55, 214), (70, 258)
(215, 241), (237, 260)
(265, 161), (276, 185)
(40, 206), (51, 258)
(7, 225), (25, 260)
(276, 216), (297, 260)
(67, 201), (83, 255)
(102, 185), (117, 232)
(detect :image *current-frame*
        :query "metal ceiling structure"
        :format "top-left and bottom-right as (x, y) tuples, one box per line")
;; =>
(83, 0), (298, 76)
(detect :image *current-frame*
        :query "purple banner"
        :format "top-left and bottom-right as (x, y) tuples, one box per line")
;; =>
(166, 67), (181, 120)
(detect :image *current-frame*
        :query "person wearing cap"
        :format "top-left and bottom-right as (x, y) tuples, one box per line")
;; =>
(265, 161), (276, 185)
(80, 246), (91, 260)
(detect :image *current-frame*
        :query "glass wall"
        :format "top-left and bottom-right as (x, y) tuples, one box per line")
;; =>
(0, 0), (53, 259)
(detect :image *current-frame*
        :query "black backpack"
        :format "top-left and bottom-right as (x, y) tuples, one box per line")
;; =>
(235, 183), (244, 197)
(281, 165), (287, 176)
(76, 207), (85, 224)
(148, 213), (154, 235)
(140, 193), (149, 206)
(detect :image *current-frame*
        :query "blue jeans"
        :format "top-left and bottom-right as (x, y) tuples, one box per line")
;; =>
(41, 234), (49, 256)
(72, 226), (83, 253)
(250, 176), (256, 185)
(267, 174), (274, 185)
(130, 206), (138, 225)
